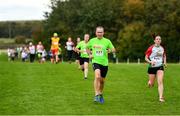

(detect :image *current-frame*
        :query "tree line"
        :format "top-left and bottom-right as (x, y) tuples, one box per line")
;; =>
(1, 0), (180, 62)
(0, 20), (43, 39)
(42, 0), (180, 62)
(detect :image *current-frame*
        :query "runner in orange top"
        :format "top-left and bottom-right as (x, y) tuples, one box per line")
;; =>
(50, 33), (60, 63)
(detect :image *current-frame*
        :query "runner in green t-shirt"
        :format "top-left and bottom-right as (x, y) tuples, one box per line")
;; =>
(87, 26), (116, 103)
(75, 34), (90, 79)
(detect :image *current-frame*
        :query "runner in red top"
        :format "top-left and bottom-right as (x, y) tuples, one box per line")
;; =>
(145, 34), (167, 102)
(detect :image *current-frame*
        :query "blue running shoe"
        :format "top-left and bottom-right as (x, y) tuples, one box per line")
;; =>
(94, 95), (99, 102)
(99, 94), (104, 103)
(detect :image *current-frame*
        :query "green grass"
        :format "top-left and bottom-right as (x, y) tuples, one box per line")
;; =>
(0, 54), (180, 115)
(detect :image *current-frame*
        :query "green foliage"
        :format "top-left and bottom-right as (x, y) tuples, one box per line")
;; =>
(123, 0), (145, 22)
(31, 24), (49, 49)
(1, 0), (180, 62)
(118, 22), (146, 59)
(14, 35), (26, 44)
(42, 0), (180, 62)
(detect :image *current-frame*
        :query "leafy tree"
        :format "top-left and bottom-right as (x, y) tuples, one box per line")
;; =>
(117, 22), (146, 60)
(12, 0), (179, 62)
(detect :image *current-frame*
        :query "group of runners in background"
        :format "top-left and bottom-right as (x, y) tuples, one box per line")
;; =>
(7, 41), (46, 63)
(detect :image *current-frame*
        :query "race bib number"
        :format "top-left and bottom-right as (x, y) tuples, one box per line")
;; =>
(83, 49), (87, 54)
(153, 57), (160, 61)
(96, 50), (103, 56)
(152, 57), (163, 67)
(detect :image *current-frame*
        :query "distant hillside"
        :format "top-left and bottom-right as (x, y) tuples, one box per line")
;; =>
(0, 38), (32, 49)
(0, 20), (43, 39)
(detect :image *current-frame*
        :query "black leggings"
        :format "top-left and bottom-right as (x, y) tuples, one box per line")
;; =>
(67, 50), (73, 61)
(30, 54), (35, 63)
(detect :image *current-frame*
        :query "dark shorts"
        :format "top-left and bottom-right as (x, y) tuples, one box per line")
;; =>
(74, 52), (80, 60)
(148, 66), (164, 74)
(58, 54), (62, 59)
(67, 50), (73, 61)
(92, 63), (108, 78)
(80, 57), (89, 65)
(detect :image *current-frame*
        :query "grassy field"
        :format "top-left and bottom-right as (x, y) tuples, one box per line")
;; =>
(0, 54), (180, 115)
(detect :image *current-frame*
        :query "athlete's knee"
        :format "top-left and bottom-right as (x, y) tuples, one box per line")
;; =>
(158, 80), (163, 85)
(81, 65), (84, 70)
(95, 75), (101, 79)
(95, 72), (101, 79)
(148, 80), (154, 87)
(95, 70), (101, 78)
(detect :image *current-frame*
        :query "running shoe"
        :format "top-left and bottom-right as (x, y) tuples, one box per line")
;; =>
(99, 94), (104, 103)
(159, 97), (165, 102)
(94, 95), (99, 102)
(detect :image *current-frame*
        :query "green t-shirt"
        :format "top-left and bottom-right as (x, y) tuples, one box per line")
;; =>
(76, 41), (89, 58)
(87, 37), (114, 66)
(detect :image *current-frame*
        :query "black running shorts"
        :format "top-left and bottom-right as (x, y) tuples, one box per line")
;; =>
(148, 66), (164, 74)
(80, 57), (89, 65)
(92, 63), (108, 78)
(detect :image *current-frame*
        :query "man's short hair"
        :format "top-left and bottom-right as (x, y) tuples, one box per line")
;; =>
(96, 26), (104, 31)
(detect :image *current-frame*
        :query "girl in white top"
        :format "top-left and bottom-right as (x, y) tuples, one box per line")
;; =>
(65, 37), (74, 63)
(29, 42), (36, 63)
(21, 48), (28, 62)
(29, 42), (36, 54)
(41, 48), (47, 63)
(145, 34), (167, 102)
(36, 41), (44, 61)
(66, 37), (74, 51)
(36, 41), (44, 54)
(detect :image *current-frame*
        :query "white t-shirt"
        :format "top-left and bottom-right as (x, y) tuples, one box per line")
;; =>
(66, 41), (74, 51)
(29, 45), (36, 54)
(42, 50), (47, 57)
(36, 44), (44, 53)
(21, 51), (28, 58)
(145, 45), (165, 67)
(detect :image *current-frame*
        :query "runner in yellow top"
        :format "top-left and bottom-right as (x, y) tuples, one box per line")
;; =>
(50, 33), (60, 63)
